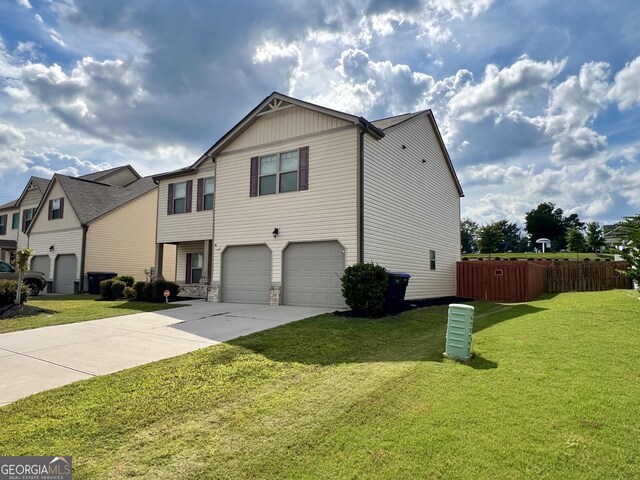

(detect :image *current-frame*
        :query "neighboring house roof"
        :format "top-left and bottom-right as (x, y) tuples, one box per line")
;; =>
(0, 199), (18, 210)
(27, 174), (156, 231)
(78, 165), (140, 184)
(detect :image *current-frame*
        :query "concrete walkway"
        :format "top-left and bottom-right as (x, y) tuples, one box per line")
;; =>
(0, 301), (333, 406)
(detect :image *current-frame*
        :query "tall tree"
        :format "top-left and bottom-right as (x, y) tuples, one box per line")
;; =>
(461, 219), (479, 254)
(495, 220), (523, 252)
(585, 222), (606, 252)
(477, 223), (504, 256)
(566, 227), (586, 253)
(524, 202), (583, 251)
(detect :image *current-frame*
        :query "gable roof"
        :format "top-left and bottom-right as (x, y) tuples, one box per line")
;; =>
(371, 110), (464, 197)
(15, 176), (50, 206)
(154, 92), (463, 196)
(188, 91), (385, 171)
(27, 173), (156, 231)
(78, 165), (140, 184)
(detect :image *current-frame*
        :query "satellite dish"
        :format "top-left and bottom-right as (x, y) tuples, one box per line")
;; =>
(536, 238), (551, 253)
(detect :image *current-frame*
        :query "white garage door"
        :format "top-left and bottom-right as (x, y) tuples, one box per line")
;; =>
(54, 254), (77, 294)
(221, 245), (271, 304)
(283, 241), (345, 308)
(30, 255), (50, 279)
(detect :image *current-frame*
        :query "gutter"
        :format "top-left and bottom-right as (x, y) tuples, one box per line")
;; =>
(356, 118), (385, 264)
(79, 225), (88, 292)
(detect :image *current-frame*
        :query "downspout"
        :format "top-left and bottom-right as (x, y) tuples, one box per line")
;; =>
(79, 225), (88, 292)
(358, 123), (367, 264)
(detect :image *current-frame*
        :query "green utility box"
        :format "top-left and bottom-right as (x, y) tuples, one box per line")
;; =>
(444, 304), (475, 361)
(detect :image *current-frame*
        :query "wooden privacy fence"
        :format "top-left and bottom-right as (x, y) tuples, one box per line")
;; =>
(457, 260), (632, 302)
(456, 261), (546, 302)
(544, 261), (631, 293)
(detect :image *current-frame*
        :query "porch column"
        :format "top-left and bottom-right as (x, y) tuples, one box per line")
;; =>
(202, 240), (212, 283)
(154, 243), (164, 281)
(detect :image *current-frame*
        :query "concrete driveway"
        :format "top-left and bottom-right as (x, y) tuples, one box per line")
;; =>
(0, 301), (333, 406)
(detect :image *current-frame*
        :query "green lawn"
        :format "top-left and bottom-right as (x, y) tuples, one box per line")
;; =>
(463, 252), (614, 261)
(1, 290), (638, 479)
(0, 295), (185, 334)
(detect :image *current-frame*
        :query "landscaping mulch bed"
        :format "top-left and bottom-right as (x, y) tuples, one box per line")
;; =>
(0, 304), (57, 320)
(334, 296), (472, 317)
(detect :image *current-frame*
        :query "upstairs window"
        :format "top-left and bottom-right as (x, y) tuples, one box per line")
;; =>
(49, 198), (64, 220)
(12, 212), (19, 229)
(197, 177), (215, 211)
(0, 215), (6, 235)
(430, 250), (436, 270)
(167, 180), (192, 215)
(23, 208), (35, 232)
(250, 146), (309, 197)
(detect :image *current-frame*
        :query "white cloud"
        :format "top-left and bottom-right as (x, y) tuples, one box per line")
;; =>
(448, 56), (566, 122)
(608, 56), (640, 110)
(16, 0), (32, 9)
(0, 124), (26, 146)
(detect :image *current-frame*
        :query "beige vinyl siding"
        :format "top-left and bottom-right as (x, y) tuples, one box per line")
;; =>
(18, 188), (43, 248)
(0, 208), (19, 242)
(363, 115), (461, 299)
(29, 181), (81, 233)
(99, 168), (139, 187)
(86, 190), (176, 283)
(225, 106), (351, 151)
(175, 241), (205, 284)
(213, 125), (359, 284)
(156, 162), (215, 244)
(28, 229), (83, 281)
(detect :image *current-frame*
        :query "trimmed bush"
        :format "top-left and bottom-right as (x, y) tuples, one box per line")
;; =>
(151, 280), (180, 302)
(111, 280), (126, 299)
(123, 286), (136, 299)
(340, 263), (389, 317)
(0, 280), (28, 307)
(100, 279), (115, 300)
(133, 281), (146, 299)
(116, 275), (135, 287)
(142, 282), (154, 301)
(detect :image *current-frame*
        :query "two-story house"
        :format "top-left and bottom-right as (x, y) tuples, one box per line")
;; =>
(0, 176), (50, 264)
(153, 92), (463, 308)
(25, 166), (175, 293)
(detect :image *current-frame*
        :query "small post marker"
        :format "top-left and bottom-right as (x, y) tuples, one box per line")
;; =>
(163, 289), (170, 303)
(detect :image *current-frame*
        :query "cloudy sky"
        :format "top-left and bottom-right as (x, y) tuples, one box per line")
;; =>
(1, 0), (639, 225)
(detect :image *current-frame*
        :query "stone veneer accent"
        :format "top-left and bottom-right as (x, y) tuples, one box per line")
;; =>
(207, 282), (221, 302)
(270, 283), (282, 306)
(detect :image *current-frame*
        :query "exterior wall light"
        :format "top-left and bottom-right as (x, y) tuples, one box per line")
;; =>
(272, 227), (279, 238)
(49, 245), (55, 252)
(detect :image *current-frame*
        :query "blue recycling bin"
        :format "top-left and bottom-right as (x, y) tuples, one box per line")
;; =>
(385, 271), (411, 312)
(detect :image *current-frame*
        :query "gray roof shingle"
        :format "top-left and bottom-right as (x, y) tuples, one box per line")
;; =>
(371, 111), (425, 130)
(56, 175), (156, 225)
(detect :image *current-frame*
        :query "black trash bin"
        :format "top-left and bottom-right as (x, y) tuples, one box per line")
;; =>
(87, 272), (118, 294)
(385, 271), (411, 312)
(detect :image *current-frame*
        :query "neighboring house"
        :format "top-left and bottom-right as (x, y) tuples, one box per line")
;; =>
(0, 176), (50, 263)
(603, 224), (623, 247)
(25, 166), (176, 293)
(154, 92), (463, 308)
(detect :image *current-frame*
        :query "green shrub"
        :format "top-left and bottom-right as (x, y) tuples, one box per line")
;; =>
(0, 279), (28, 306)
(116, 275), (135, 287)
(100, 279), (115, 300)
(151, 280), (180, 302)
(123, 286), (136, 299)
(133, 281), (146, 299)
(142, 282), (154, 301)
(111, 280), (126, 299)
(340, 263), (389, 317)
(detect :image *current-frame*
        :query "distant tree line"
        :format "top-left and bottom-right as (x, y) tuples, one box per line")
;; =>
(462, 202), (607, 255)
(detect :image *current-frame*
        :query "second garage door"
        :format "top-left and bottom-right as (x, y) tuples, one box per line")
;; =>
(54, 254), (77, 294)
(221, 245), (271, 304)
(283, 241), (345, 308)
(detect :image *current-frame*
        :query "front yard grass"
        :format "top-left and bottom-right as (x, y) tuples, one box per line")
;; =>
(1, 290), (638, 479)
(0, 295), (185, 334)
